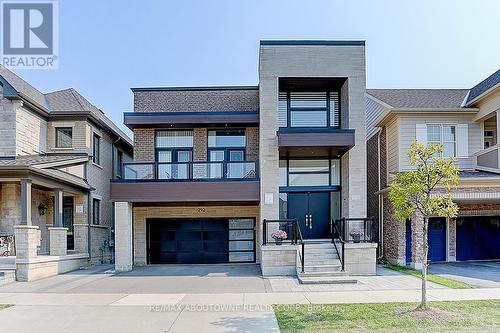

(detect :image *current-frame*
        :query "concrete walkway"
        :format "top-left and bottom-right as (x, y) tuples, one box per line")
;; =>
(1, 264), (500, 332)
(429, 261), (500, 288)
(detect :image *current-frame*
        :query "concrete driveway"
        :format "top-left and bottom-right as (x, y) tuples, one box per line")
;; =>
(429, 261), (500, 288)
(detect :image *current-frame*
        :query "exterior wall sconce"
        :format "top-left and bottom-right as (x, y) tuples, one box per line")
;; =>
(38, 203), (47, 216)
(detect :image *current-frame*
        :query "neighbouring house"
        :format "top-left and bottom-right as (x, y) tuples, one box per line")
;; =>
(366, 69), (500, 268)
(0, 65), (133, 282)
(111, 40), (377, 281)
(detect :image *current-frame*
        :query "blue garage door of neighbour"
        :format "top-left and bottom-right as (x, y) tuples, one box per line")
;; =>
(428, 217), (446, 262)
(457, 217), (500, 261)
(405, 220), (412, 263)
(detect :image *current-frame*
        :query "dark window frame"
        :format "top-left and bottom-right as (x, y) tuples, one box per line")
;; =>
(279, 91), (341, 129)
(116, 149), (123, 178)
(207, 129), (247, 162)
(55, 127), (73, 148)
(93, 133), (101, 165)
(92, 198), (100, 225)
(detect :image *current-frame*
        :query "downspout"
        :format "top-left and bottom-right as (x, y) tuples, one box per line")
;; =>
(87, 191), (92, 263)
(377, 128), (384, 259)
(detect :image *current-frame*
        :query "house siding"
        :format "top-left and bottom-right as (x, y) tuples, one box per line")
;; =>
(398, 114), (482, 171)
(386, 117), (399, 174)
(365, 96), (387, 140)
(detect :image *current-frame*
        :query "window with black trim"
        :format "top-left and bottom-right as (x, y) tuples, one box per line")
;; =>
(278, 91), (340, 128)
(279, 158), (340, 187)
(93, 133), (101, 165)
(56, 127), (73, 148)
(115, 149), (123, 178)
(155, 130), (193, 179)
(92, 198), (100, 225)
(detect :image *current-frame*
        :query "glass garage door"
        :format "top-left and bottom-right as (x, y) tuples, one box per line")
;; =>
(147, 218), (255, 264)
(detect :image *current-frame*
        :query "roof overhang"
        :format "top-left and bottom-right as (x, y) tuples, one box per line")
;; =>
(374, 108), (480, 127)
(278, 128), (355, 156)
(0, 167), (90, 192)
(465, 83), (500, 107)
(110, 180), (260, 203)
(124, 111), (259, 129)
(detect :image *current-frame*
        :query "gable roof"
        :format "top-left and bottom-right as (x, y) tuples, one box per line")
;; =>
(0, 66), (132, 149)
(366, 89), (469, 109)
(45, 88), (133, 147)
(466, 69), (500, 106)
(0, 65), (49, 110)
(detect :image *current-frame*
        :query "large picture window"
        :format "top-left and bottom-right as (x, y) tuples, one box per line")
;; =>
(279, 158), (340, 187)
(278, 91), (340, 128)
(427, 125), (456, 157)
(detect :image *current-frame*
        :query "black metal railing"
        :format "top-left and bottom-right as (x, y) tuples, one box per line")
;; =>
(263, 219), (305, 273)
(331, 219), (345, 271)
(334, 217), (377, 243)
(121, 160), (259, 181)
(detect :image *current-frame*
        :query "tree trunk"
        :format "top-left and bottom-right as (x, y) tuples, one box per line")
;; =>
(420, 216), (429, 310)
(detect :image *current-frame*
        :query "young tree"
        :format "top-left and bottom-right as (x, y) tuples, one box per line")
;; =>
(389, 141), (459, 310)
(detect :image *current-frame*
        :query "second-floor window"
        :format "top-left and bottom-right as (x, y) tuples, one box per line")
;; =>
(279, 91), (340, 128)
(208, 129), (246, 178)
(427, 125), (456, 157)
(156, 130), (193, 179)
(55, 127), (73, 148)
(93, 134), (101, 165)
(115, 149), (123, 178)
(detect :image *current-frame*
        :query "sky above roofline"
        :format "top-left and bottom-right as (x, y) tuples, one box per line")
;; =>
(5, 0), (500, 137)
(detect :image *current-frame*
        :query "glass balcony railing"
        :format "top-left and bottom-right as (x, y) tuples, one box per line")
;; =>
(121, 161), (258, 181)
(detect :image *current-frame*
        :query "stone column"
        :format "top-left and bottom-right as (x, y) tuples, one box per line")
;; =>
(20, 179), (32, 225)
(53, 189), (63, 227)
(73, 194), (89, 254)
(48, 227), (68, 256)
(115, 202), (133, 272)
(14, 225), (40, 259)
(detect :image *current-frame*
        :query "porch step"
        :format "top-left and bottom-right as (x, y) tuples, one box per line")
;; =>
(297, 271), (357, 284)
(303, 264), (343, 273)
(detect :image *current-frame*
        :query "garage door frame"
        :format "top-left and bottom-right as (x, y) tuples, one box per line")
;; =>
(146, 217), (256, 264)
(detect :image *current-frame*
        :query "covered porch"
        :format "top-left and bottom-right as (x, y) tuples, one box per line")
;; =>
(0, 167), (91, 281)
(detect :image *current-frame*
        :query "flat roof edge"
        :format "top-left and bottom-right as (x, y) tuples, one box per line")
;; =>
(131, 85), (259, 92)
(260, 40), (365, 46)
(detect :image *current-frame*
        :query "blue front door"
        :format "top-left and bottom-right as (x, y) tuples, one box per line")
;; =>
(287, 192), (331, 239)
(428, 217), (446, 262)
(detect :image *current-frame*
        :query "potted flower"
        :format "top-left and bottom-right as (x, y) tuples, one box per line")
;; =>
(271, 230), (287, 245)
(349, 228), (363, 243)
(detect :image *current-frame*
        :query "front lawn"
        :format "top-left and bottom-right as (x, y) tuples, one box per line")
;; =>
(384, 264), (472, 289)
(274, 300), (500, 333)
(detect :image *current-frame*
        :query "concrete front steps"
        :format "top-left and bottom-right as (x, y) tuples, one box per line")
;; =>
(297, 242), (357, 284)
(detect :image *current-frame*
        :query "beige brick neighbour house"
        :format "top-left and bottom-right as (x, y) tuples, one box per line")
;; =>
(366, 69), (500, 268)
(0, 66), (132, 282)
(111, 41), (377, 280)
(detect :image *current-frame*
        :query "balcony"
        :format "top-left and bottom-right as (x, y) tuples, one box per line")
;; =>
(110, 161), (260, 203)
(474, 144), (500, 174)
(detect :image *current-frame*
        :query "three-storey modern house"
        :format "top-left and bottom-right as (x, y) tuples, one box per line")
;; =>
(366, 69), (500, 268)
(0, 65), (133, 282)
(112, 40), (377, 277)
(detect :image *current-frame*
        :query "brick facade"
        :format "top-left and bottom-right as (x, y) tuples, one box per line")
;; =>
(246, 127), (259, 161)
(133, 128), (155, 162)
(134, 89), (259, 112)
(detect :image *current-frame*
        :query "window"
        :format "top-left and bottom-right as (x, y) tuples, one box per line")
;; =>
(208, 130), (246, 148)
(278, 91), (340, 128)
(281, 158), (340, 187)
(93, 134), (101, 165)
(55, 127), (73, 148)
(156, 130), (193, 180)
(427, 125), (456, 157)
(92, 198), (100, 225)
(115, 150), (123, 178)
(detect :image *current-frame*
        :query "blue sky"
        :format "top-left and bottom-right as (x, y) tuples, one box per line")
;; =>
(11, 0), (500, 137)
